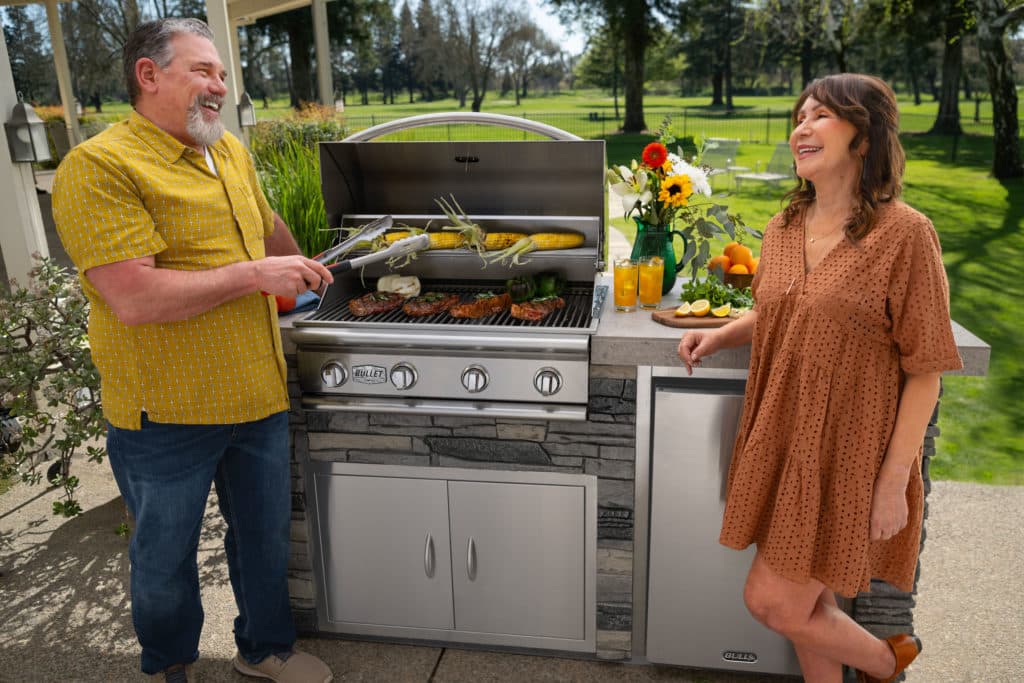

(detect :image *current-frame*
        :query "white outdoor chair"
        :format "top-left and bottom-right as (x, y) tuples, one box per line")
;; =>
(700, 138), (746, 177)
(734, 142), (795, 191)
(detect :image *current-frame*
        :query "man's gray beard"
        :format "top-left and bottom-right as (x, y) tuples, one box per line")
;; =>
(186, 99), (225, 147)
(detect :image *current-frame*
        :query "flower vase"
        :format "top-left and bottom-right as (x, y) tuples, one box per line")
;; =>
(629, 219), (690, 295)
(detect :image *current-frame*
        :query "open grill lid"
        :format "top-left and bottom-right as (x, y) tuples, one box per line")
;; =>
(316, 132), (607, 282)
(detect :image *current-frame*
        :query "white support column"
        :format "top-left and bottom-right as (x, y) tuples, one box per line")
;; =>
(43, 0), (81, 147)
(0, 34), (50, 286)
(228, 18), (245, 103)
(312, 0), (333, 107)
(204, 0), (243, 142)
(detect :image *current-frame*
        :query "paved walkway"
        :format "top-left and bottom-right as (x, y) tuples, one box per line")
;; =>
(1, 457), (1020, 682)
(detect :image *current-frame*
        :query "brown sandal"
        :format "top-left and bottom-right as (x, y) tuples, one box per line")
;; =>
(858, 634), (922, 683)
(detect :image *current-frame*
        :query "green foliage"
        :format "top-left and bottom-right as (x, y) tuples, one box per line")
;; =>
(251, 108), (347, 257)
(0, 258), (106, 516)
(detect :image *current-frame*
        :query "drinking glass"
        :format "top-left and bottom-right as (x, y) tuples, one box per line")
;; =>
(613, 259), (639, 311)
(638, 256), (665, 309)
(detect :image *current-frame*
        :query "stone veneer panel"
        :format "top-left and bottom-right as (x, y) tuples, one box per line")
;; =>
(287, 362), (638, 661)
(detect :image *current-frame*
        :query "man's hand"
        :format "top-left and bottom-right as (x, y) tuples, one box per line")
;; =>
(254, 255), (333, 297)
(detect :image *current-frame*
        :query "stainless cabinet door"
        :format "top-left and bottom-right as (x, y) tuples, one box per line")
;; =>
(646, 383), (800, 675)
(448, 480), (586, 639)
(314, 474), (454, 629)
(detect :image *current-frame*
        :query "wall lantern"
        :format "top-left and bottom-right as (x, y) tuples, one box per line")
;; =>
(238, 92), (257, 129)
(5, 94), (52, 163)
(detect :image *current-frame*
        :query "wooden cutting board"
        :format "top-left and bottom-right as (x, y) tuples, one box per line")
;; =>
(650, 307), (738, 328)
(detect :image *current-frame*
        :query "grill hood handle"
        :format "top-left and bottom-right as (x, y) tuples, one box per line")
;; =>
(327, 233), (431, 275)
(343, 112), (582, 142)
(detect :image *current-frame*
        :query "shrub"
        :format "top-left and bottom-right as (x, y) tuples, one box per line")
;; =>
(0, 257), (105, 517)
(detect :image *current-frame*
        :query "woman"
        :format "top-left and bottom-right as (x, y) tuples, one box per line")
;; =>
(678, 73), (962, 683)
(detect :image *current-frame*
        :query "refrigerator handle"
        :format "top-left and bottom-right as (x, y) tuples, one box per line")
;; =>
(423, 533), (435, 578)
(466, 537), (477, 581)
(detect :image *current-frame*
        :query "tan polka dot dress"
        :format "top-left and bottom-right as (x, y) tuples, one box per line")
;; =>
(720, 200), (963, 598)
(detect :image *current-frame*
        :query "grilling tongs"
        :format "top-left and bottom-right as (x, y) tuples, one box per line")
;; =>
(315, 214), (395, 266)
(321, 232), (431, 276)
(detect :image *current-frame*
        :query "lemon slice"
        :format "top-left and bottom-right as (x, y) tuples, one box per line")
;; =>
(674, 302), (692, 317)
(689, 299), (711, 317)
(711, 303), (731, 318)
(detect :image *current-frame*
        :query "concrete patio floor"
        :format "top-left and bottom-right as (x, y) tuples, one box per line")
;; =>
(2, 455), (1022, 682)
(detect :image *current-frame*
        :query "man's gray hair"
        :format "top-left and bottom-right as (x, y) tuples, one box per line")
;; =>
(123, 18), (214, 105)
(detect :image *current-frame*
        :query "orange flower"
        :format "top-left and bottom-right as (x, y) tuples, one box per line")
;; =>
(642, 142), (668, 168)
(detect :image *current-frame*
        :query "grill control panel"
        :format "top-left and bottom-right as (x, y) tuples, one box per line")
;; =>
(533, 368), (563, 396)
(321, 361), (348, 388)
(389, 363), (418, 390)
(461, 365), (489, 393)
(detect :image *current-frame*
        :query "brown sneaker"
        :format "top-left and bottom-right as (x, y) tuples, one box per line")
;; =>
(233, 649), (332, 683)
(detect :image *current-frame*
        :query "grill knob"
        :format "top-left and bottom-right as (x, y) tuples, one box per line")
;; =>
(320, 361), (347, 388)
(461, 365), (489, 393)
(533, 367), (563, 396)
(390, 362), (418, 391)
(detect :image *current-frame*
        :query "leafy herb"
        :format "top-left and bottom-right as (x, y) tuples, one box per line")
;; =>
(679, 279), (754, 309)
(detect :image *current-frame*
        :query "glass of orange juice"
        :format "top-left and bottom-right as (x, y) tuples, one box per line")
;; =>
(613, 258), (639, 311)
(638, 256), (665, 309)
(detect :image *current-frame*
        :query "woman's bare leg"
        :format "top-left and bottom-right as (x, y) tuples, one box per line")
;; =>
(743, 552), (897, 681)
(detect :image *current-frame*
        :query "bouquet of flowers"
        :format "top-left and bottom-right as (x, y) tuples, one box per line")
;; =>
(606, 125), (761, 281)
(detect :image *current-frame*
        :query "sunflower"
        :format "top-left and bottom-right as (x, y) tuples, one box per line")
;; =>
(658, 175), (694, 207)
(642, 142), (668, 168)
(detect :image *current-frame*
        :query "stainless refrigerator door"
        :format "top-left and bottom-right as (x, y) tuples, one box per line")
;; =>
(646, 378), (801, 675)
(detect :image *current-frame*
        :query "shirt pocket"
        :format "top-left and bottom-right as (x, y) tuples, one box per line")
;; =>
(226, 181), (266, 260)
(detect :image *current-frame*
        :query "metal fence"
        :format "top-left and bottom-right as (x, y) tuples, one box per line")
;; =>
(339, 108), (1008, 143)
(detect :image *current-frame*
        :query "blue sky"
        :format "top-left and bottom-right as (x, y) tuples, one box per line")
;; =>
(525, 0), (586, 56)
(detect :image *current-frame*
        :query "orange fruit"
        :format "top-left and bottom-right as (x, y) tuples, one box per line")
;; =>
(749, 256), (760, 274)
(727, 264), (749, 274)
(730, 244), (754, 270)
(723, 241), (741, 260)
(707, 254), (732, 274)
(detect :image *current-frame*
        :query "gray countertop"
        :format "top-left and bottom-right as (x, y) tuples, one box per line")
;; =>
(280, 273), (990, 376)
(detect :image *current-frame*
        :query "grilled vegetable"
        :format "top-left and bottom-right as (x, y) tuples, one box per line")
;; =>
(377, 274), (421, 297)
(435, 195), (487, 254)
(534, 271), (565, 298)
(482, 232), (529, 250)
(506, 275), (537, 303)
(486, 232), (586, 265)
(384, 230), (464, 250)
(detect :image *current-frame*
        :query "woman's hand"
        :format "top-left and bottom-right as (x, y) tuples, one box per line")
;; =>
(678, 329), (723, 375)
(869, 467), (910, 541)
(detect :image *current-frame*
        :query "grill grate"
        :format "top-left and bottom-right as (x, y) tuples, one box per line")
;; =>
(306, 281), (595, 330)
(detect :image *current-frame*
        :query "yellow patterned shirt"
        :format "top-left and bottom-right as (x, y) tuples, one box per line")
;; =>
(52, 112), (288, 430)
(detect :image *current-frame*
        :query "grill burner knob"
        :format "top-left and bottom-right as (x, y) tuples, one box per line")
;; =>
(461, 365), (489, 393)
(321, 361), (348, 388)
(390, 362), (418, 390)
(533, 368), (563, 396)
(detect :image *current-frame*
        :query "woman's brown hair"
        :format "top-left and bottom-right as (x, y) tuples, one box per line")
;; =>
(781, 73), (905, 240)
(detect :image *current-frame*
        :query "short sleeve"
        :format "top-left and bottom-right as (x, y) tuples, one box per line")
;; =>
(887, 215), (963, 375)
(751, 212), (784, 303)
(52, 148), (167, 273)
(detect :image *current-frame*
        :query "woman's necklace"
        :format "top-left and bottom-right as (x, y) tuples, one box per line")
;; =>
(804, 206), (846, 243)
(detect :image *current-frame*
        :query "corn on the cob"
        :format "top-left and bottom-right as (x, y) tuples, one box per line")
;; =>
(482, 232), (529, 250)
(486, 231), (586, 265)
(384, 230), (464, 249)
(435, 195), (486, 255)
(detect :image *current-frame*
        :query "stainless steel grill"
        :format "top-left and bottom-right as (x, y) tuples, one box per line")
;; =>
(293, 114), (606, 421)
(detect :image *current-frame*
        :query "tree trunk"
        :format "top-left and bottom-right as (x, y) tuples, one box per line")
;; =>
(620, 2), (647, 133)
(928, 11), (964, 136)
(976, 0), (1023, 179)
(286, 24), (313, 108)
(800, 37), (813, 89)
(711, 69), (723, 107)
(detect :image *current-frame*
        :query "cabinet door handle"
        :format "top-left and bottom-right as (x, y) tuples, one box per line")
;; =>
(424, 533), (435, 578)
(466, 537), (477, 581)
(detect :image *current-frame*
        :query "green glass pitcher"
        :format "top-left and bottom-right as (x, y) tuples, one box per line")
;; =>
(629, 218), (690, 295)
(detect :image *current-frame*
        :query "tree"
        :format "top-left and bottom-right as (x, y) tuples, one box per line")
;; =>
(974, 0), (1024, 178)
(397, 1), (417, 103)
(3, 6), (54, 103)
(551, 0), (656, 132)
(673, 0), (751, 110)
(574, 26), (624, 117)
(504, 18), (559, 104)
(440, 0), (519, 112)
(929, 0), (972, 135)
(413, 0), (446, 101)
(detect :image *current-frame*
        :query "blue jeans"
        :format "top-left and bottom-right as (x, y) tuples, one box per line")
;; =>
(107, 412), (296, 674)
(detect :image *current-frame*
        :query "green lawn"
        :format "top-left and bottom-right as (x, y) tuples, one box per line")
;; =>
(84, 92), (1024, 484)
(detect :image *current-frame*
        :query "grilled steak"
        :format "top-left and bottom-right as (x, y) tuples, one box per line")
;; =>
(449, 293), (511, 319)
(348, 291), (405, 317)
(402, 292), (460, 317)
(510, 296), (565, 322)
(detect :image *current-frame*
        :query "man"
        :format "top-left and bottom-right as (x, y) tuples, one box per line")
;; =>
(52, 18), (334, 683)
